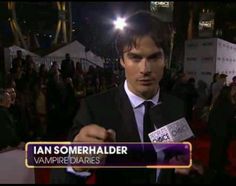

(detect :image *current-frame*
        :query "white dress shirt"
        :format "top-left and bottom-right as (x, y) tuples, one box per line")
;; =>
(124, 80), (165, 181)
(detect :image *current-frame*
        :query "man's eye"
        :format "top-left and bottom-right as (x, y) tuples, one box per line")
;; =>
(148, 54), (163, 61)
(132, 58), (141, 62)
(148, 57), (159, 62)
(130, 56), (142, 62)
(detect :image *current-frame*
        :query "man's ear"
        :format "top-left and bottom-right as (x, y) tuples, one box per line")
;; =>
(163, 58), (167, 68)
(120, 58), (125, 68)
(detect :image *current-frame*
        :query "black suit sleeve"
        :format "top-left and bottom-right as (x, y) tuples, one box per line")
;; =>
(61, 60), (65, 71)
(0, 110), (20, 150)
(68, 98), (94, 141)
(0, 112), (12, 150)
(50, 168), (88, 184)
(50, 98), (94, 184)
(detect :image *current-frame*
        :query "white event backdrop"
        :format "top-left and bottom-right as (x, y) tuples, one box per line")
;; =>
(184, 38), (236, 86)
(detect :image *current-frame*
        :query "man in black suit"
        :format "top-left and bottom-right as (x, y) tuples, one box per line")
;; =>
(51, 11), (199, 184)
(0, 89), (21, 150)
(61, 53), (75, 80)
(11, 50), (26, 73)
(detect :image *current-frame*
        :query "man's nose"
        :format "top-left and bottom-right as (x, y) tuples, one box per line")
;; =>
(140, 59), (151, 74)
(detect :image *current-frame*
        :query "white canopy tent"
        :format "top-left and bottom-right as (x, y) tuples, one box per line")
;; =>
(4, 41), (105, 72)
(4, 45), (41, 73)
(86, 50), (104, 67)
(46, 40), (86, 59)
(44, 40), (104, 71)
(43, 40), (86, 69)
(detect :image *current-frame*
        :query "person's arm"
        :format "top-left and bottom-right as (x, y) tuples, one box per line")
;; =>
(51, 99), (93, 183)
(66, 166), (91, 177)
(61, 60), (65, 74)
(71, 60), (75, 74)
(51, 99), (115, 183)
(68, 99), (93, 141)
(50, 168), (88, 184)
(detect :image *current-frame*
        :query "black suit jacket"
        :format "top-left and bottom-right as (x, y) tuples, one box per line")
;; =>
(0, 106), (20, 150)
(51, 83), (186, 184)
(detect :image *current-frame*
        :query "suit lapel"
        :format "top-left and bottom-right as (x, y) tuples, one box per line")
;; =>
(150, 90), (169, 129)
(151, 90), (186, 129)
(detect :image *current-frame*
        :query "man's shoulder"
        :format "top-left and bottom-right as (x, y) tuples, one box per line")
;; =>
(85, 87), (119, 103)
(159, 92), (186, 119)
(212, 81), (220, 88)
(161, 92), (184, 105)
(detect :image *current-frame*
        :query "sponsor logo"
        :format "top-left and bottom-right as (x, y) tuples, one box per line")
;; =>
(202, 57), (214, 62)
(202, 42), (213, 46)
(170, 125), (188, 137)
(152, 133), (171, 142)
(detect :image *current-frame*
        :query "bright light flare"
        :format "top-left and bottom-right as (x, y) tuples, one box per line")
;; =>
(113, 17), (127, 30)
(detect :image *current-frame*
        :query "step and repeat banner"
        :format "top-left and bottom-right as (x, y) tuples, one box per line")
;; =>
(184, 38), (236, 86)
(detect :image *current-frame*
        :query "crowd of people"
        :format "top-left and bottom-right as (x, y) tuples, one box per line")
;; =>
(1, 50), (236, 148)
(0, 51), (122, 150)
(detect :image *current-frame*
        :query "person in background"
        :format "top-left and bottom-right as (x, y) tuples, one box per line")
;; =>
(208, 84), (236, 183)
(0, 89), (24, 151)
(11, 50), (25, 73)
(211, 73), (227, 107)
(208, 73), (219, 106)
(229, 76), (236, 86)
(61, 53), (75, 80)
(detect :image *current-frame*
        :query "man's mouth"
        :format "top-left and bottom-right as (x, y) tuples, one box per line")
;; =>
(138, 79), (154, 85)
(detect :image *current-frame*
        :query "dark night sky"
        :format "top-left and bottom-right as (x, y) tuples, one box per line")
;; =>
(2, 2), (236, 56)
(71, 2), (149, 58)
(0, 2), (149, 58)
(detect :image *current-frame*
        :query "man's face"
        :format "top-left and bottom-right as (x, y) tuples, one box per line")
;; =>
(220, 77), (227, 85)
(6, 88), (16, 105)
(3, 92), (11, 108)
(120, 36), (165, 99)
(66, 54), (70, 60)
(17, 51), (22, 58)
(231, 85), (236, 98)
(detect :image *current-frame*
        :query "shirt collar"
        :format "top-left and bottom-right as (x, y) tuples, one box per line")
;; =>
(124, 80), (160, 108)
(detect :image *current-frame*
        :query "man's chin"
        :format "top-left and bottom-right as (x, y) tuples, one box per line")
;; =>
(138, 88), (157, 98)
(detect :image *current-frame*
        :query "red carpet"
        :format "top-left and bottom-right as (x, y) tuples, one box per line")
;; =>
(34, 168), (51, 184)
(189, 117), (236, 177)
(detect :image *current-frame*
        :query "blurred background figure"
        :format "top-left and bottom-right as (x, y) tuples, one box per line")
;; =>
(208, 84), (236, 183)
(61, 53), (75, 80)
(211, 73), (227, 107)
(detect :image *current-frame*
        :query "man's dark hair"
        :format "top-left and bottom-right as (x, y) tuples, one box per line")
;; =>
(17, 50), (22, 55)
(0, 88), (6, 103)
(65, 53), (70, 58)
(115, 11), (170, 58)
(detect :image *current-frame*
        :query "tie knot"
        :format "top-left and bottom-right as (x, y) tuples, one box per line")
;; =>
(143, 101), (153, 111)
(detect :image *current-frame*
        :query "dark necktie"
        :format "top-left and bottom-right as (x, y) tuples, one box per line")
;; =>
(143, 101), (155, 142)
(143, 101), (157, 183)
